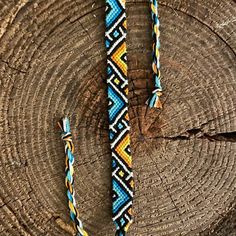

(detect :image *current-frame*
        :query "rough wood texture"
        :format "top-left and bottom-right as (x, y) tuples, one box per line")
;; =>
(0, 0), (236, 235)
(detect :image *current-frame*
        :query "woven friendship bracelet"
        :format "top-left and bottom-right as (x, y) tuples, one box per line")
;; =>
(105, 0), (134, 235)
(146, 0), (163, 108)
(58, 117), (88, 236)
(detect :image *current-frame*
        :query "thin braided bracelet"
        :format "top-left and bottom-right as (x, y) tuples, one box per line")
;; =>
(146, 0), (163, 108)
(105, 0), (134, 235)
(58, 118), (88, 236)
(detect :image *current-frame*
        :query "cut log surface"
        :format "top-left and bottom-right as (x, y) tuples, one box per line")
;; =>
(0, 0), (236, 235)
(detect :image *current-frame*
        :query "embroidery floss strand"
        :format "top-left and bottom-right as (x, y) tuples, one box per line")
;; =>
(58, 117), (88, 236)
(105, 0), (134, 235)
(146, 0), (163, 108)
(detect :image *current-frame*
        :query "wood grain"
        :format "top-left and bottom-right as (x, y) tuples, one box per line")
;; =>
(0, 0), (236, 235)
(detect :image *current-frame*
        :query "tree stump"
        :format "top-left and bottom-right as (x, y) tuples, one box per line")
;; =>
(0, 0), (236, 235)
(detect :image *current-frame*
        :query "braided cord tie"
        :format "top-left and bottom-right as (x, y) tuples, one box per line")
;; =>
(58, 117), (88, 236)
(146, 0), (163, 108)
(105, 0), (134, 235)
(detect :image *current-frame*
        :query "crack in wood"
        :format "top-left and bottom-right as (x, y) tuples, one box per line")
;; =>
(0, 58), (27, 74)
(150, 130), (236, 142)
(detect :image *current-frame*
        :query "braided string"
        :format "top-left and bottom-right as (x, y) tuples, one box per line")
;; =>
(58, 117), (88, 236)
(146, 0), (163, 108)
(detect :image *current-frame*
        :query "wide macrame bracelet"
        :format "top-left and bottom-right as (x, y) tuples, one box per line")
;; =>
(58, 1), (162, 235)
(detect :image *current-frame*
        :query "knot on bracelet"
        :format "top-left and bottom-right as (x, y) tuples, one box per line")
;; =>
(146, 88), (162, 108)
(61, 132), (72, 142)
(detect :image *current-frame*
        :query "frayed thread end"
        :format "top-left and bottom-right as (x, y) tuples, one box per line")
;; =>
(58, 117), (70, 132)
(146, 89), (162, 108)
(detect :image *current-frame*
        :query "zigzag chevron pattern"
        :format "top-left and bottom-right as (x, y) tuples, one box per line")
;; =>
(105, 0), (133, 235)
